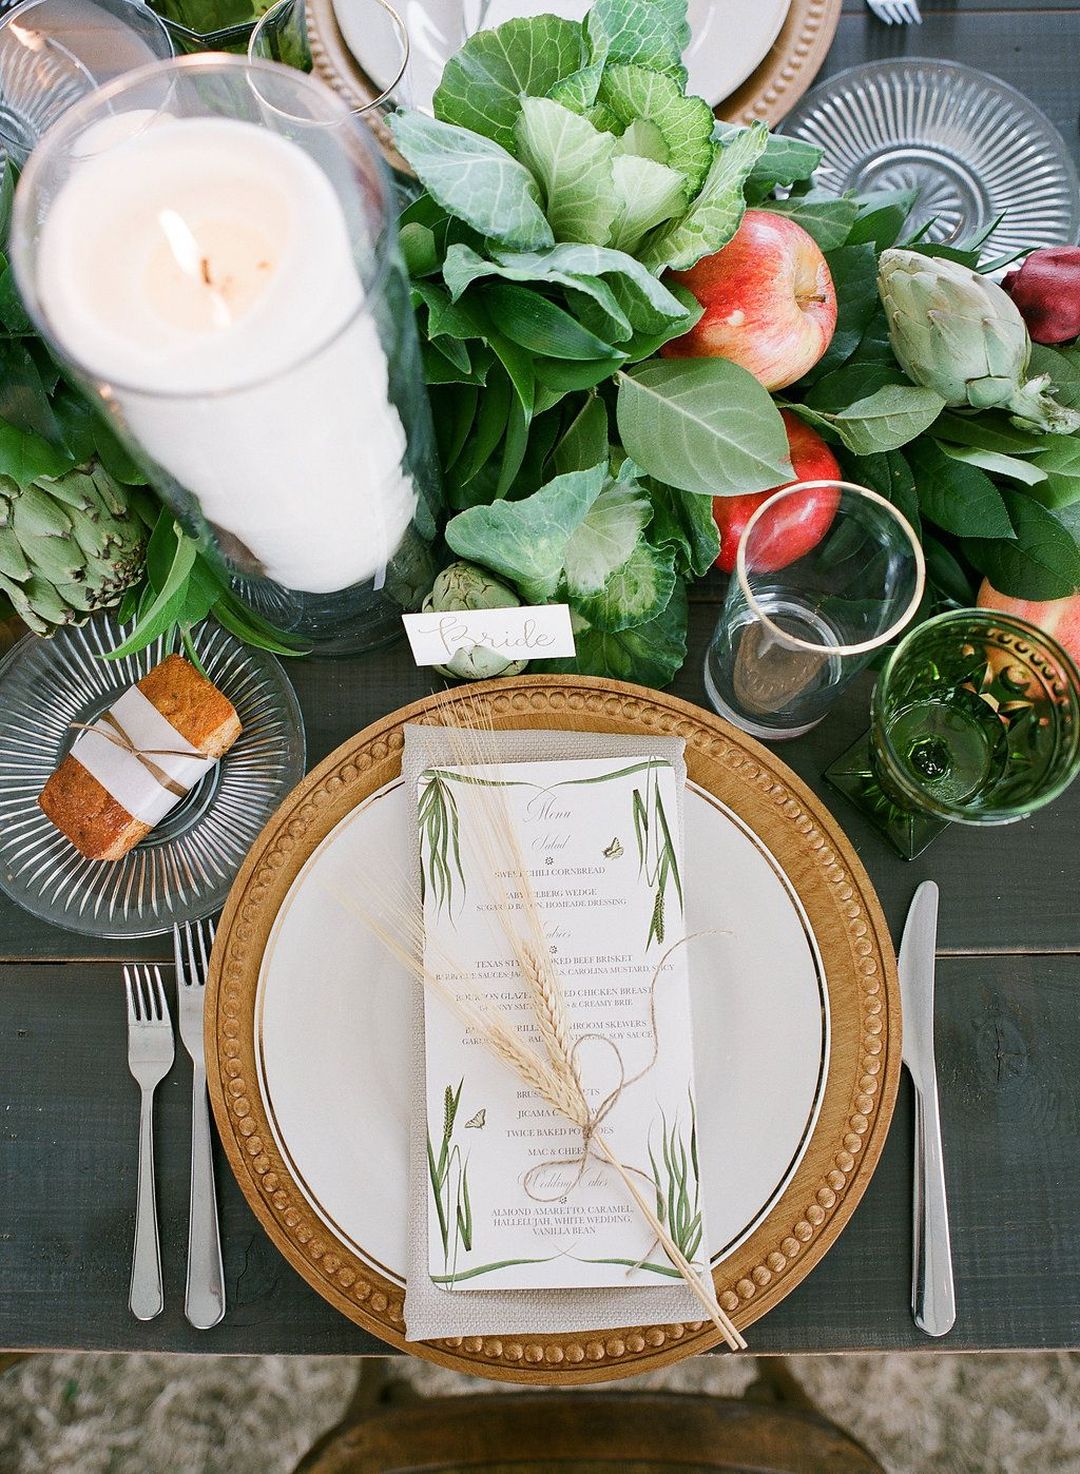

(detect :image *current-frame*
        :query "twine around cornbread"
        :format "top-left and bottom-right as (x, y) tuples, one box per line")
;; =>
(69, 717), (199, 799)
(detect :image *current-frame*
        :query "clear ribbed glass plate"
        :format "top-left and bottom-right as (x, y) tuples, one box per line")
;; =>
(782, 59), (1080, 258)
(0, 615), (305, 938)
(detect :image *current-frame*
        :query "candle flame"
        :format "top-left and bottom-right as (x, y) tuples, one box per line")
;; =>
(157, 208), (232, 330)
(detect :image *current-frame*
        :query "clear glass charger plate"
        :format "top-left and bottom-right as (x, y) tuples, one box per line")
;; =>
(0, 614), (306, 938)
(781, 59), (1080, 259)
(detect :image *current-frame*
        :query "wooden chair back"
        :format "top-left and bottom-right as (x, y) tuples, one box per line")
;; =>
(295, 1392), (886, 1474)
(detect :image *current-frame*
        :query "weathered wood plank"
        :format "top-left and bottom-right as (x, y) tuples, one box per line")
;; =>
(2, 955), (1077, 1354)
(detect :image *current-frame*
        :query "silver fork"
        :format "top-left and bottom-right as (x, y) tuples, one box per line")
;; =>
(125, 965), (174, 1321)
(866, 0), (921, 23)
(175, 919), (226, 1329)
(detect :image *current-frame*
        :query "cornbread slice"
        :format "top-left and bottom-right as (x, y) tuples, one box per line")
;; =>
(39, 654), (241, 861)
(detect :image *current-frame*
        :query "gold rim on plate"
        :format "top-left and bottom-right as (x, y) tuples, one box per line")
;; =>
(206, 676), (899, 1385)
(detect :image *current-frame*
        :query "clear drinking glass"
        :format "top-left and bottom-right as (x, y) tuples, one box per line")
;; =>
(826, 610), (1080, 859)
(704, 481), (925, 740)
(11, 56), (441, 655)
(248, 0), (407, 108)
(0, 0), (173, 163)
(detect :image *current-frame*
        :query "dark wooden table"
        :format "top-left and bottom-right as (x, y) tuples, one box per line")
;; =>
(3, 1), (1080, 1359)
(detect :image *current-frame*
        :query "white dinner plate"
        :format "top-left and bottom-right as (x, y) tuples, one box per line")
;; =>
(335, 0), (792, 115)
(254, 774), (829, 1287)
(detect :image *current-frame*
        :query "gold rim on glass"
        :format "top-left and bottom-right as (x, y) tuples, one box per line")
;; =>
(734, 479), (927, 659)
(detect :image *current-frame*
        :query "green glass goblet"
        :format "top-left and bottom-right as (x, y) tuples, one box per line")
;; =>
(825, 610), (1080, 859)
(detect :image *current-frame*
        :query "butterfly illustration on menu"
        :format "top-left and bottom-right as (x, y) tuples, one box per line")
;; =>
(603, 837), (624, 859)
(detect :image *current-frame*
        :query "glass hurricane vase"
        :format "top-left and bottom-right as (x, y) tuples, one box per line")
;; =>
(11, 55), (441, 655)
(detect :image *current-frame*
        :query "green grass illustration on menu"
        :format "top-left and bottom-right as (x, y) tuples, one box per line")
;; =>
(427, 1080), (552, 1285)
(632, 765), (684, 948)
(583, 1098), (704, 1278)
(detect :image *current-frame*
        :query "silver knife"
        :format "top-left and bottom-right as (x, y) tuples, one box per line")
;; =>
(898, 881), (956, 1337)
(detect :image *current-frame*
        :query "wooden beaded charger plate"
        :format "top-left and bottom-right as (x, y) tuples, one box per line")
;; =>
(206, 675), (899, 1384)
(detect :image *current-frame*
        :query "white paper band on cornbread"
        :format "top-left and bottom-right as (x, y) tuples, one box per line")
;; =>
(70, 686), (216, 826)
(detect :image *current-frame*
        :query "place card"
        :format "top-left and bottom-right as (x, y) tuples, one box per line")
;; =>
(402, 604), (576, 668)
(419, 755), (709, 1292)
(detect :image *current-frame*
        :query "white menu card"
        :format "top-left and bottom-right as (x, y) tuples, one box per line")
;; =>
(418, 755), (710, 1292)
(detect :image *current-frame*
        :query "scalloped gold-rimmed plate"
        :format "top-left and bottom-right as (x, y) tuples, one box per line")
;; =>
(207, 676), (899, 1384)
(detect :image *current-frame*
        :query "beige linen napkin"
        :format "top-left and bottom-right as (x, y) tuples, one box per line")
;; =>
(400, 722), (706, 1341)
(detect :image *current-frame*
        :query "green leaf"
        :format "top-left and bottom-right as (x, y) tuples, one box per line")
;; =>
(763, 192), (859, 251)
(1027, 437), (1080, 509)
(907, 439), (1014, 538)
(389, 114), (553, 251)
(563, 467), (652, 598)
(515, 96), (618, 245)
(455, 365), (513, 484)
(616, 358), (791, 496)
(802, 361), (907, 412)
(713, 122), (821, 197)
(0, 418), (73, 485)
(1029, 344), (1080, 412)
(933, 411), (1046, 457)
(549, 579), (688, 686)
(586, 0), (687, 78)
(554, 395), (609, 474)
(573, 538), (677, 631)
(639, 123), (768, 272)
(549, 62), (605, 113)
(485, 325), (537, 413)
(431, 15), (585, 151)
(962, 491), (1080, 600)
(845, 194), (916, 250)
(92, 416), (144, 485)
(845, 449), (920, 536)
(212, 586), (311, 656)
(0, 341), (60, 444)
(105, 522), (197, 659)
(793, 384), (945, 455)
(534, 356), (622, 392)
(596, 65), (714, 196)
(51, 388), (97, 465)
(401, 222), (440, 278)
(924, 535), (977, 606)
(445, 463), (606, 600)
(0, 263), (31, 335)
(646, 479), (720, 576)
(0, 159), (12, 241)
(608, 154), (687, 253)
(442, 242), (690, 336)
(937, 441), (1049, 489)
(798, 243), (879, 384)
(483, 281), (620, 361)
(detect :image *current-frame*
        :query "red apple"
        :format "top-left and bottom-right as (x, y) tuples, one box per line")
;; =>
(662, 209), (838, 390)
(976, 579), (1080, 669)
(1002, 247), (1080, 345)
(712, 411), (841, 574)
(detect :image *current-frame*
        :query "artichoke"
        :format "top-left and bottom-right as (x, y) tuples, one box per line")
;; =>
(421, 560), (528, 680)
(0, 463), (147, 635)
(878, 248), (1080, 434)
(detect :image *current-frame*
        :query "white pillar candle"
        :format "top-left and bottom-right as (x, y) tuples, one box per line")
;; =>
(36, 115), (416, 594)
